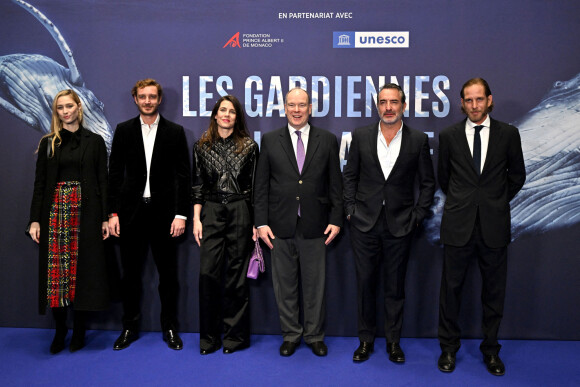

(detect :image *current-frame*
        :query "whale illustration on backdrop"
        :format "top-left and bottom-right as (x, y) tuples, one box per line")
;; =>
(424, 72), (580, 243)
(0, 0), (113, 152)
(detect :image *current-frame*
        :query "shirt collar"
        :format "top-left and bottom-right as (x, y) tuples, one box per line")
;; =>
(467, 115), (490, 130)
(140, 114), (160, 127)
(377, 121), (404, 137)
(288, 123), (310, 136)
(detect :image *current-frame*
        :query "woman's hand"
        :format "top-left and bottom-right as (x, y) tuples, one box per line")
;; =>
(29, 222), (40, 243)
(193, 219), (203, 246)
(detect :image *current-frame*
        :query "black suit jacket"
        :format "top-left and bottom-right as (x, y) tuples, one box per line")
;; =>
(108, 115), (190, 226)
(254, 125), (343, 239)
(438, 118), (526, 248)
(343, 123), (435, 236)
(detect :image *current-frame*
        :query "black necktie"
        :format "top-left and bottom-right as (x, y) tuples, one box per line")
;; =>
(473, 125), (483, 176)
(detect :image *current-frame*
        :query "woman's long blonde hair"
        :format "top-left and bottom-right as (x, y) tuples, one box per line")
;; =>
(37, 89), (84, 156)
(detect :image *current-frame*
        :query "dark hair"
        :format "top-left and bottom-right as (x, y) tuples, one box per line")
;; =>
(131, 78), (163, 99)
(378, 83), (406, 105)
(199, 95), (250, 153)
(460, 77), (494, 113)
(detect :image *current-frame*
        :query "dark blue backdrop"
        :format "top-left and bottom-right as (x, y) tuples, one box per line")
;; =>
(1, 0), (579, 340)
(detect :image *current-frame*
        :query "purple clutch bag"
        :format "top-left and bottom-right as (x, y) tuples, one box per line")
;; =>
(247, 239), (265, 279)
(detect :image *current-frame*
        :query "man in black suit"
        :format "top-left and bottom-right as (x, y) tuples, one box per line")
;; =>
(254, 87), (343, 357)
(437, 78), (525, 375)
(108, 78), (190, 350)
(343, 83), (435, 363)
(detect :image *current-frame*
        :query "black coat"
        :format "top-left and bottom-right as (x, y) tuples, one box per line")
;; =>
(28, 127), (109, 314)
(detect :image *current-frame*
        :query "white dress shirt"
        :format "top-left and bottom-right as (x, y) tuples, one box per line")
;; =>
(288, 123), (310, 156)
(140, 114), (185, 220)
(465, 115), (490, 174)
(140, 114), (160, 198)
(377, 121), (403, 180)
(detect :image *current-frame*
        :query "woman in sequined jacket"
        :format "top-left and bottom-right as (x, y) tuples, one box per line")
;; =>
(192, 95), (259, 355)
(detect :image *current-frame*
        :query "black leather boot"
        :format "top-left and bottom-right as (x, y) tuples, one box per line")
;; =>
(69, 311), (86, 352)
(50, 307), (67, 354)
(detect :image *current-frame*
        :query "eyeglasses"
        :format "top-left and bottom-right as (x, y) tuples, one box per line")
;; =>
(286, 103), (309, 109)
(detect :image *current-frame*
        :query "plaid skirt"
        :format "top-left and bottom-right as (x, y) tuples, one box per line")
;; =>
(47, 181), (81, 308)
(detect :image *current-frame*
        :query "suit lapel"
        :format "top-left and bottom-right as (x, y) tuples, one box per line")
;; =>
(150, 115), (165, 168)
(302, 126), (320, 173)
(481, 118), (502, 175)
(279, 126), (300, 174)
(132, 116), (147, 169)
(452, 120), (477, 175)
(369, 124), (381, 173)
(386, 124), (409, 181)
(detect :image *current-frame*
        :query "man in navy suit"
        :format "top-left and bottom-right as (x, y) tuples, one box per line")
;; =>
(254, 87), (343, 357)
(437, 78), (525, 375)
(343, 83), (435, 363)
(108, 79), (190, 351)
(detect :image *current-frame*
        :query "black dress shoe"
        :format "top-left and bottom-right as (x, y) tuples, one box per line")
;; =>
(308, 341), (328, 357)
(438, 351), (456, 372)
(69, 334), (85, 353)
(50, 327), (68, 354)
(69, 326), (86, 353)
(163, 329), (183, 350)
(113, 329), (138, 350)
(279, 341), (299, 356)
(223, 343), (249, 354)
(353, 341), (374, 362)
(387, 342), (405, 363)
(484, 354), (505, 376)
(200, 342), (221, 355)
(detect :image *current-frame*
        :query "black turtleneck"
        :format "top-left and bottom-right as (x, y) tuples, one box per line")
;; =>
(57, 128), (82, 181)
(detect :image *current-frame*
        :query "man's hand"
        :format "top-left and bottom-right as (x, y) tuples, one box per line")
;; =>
(102, 221), (110, 240)
(324, 224), (341, 245)
(252, 226), (258, 242)
(108, 216), (120, 237)
(170, 218), (186, 237)
(258, 226), (275, 249)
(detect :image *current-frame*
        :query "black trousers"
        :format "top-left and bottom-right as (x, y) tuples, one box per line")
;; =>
(438, 219), (508, 356)
(350, 210), (413, 343)
(199, 200), (253, 350)
(120, 202), (179, 331)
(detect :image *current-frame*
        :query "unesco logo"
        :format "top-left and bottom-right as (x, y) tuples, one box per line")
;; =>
(333, 31), (409, 48)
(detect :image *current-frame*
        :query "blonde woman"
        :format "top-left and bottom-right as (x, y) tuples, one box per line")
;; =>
(27, 89), (109, 354)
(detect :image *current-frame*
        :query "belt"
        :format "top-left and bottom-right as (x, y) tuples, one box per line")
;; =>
(206, 193), (248, 204)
